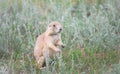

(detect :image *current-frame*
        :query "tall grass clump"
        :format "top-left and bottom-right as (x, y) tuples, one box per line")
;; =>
(0, 0), (120, 74)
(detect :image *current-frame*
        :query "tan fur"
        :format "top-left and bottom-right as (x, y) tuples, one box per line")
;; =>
(34, 21), (65, 68)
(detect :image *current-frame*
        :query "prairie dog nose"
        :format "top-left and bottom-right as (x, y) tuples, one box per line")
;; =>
(59, 28), (62, 31)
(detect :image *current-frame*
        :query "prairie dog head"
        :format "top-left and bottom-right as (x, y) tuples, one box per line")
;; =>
(47, 21), (63, 35)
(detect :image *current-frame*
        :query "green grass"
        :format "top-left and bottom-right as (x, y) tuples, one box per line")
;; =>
(0, 0), (120, 74)
(0, 49), (119, 74)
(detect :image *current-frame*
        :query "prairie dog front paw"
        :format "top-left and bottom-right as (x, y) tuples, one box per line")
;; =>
(61, 44), (65, 48)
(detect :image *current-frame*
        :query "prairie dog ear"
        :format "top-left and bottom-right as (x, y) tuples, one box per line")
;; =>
(48, 24), (51, 27)
(47, 24), (51, 29)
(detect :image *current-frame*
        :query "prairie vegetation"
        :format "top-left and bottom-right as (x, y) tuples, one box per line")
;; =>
(0, 0), (120, 74)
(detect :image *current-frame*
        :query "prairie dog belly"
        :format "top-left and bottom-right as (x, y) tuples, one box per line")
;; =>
(42, 47), (56, 58)
(51, 35), (60, 45)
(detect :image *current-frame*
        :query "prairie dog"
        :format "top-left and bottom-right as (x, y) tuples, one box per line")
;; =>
(34, 21), (65, 68)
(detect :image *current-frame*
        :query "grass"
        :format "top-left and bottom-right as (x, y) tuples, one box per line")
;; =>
(0, 0), (120, 74)
(0, 49), (119, 74)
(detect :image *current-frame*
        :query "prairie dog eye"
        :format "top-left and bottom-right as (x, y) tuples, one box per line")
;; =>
(53, 24), (56, 27)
